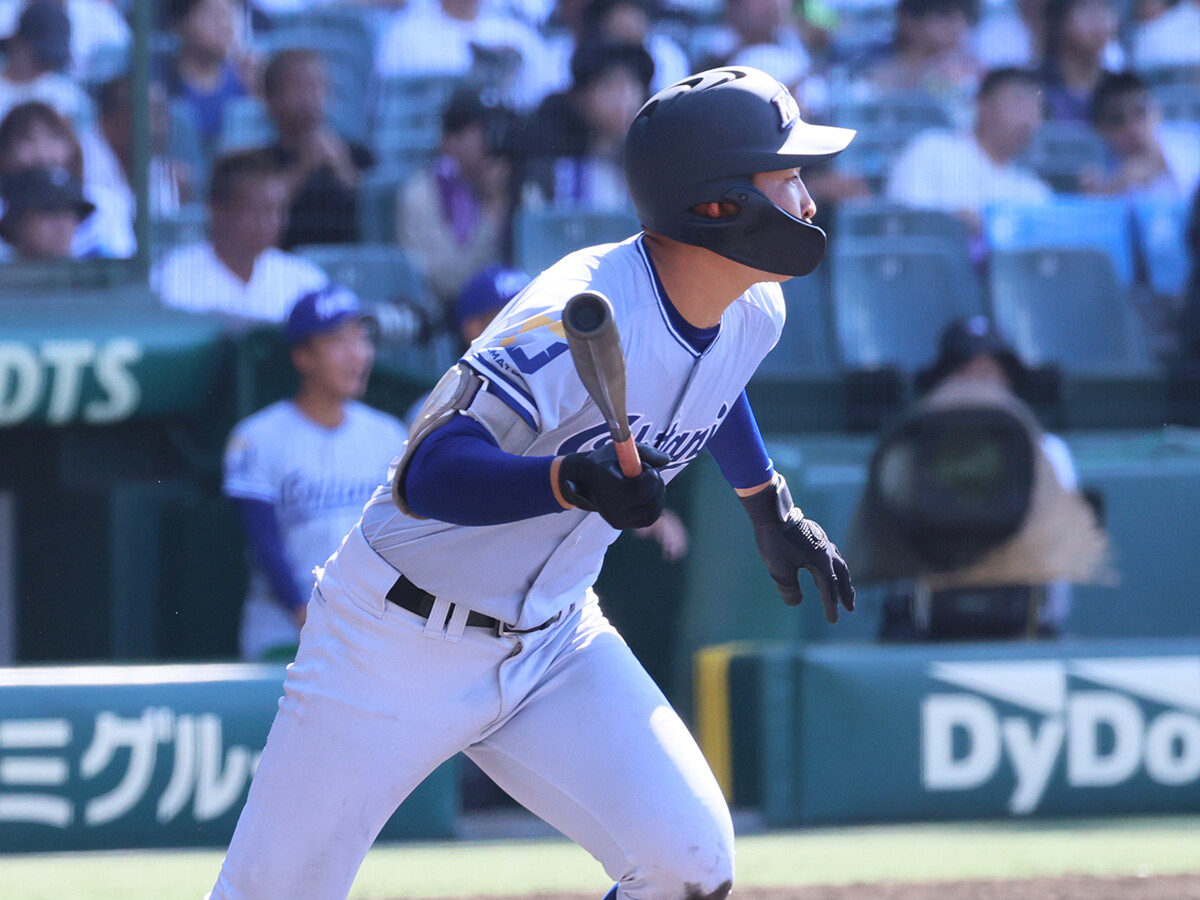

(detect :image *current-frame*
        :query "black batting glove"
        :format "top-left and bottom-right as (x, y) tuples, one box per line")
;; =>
(740, 473), (855, 623)
(558, 442), (670, 530)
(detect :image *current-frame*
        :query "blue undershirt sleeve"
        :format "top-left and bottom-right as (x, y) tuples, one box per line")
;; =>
(403, 414), (564, 525)
(233, 498), (307, 612)
(706, 390), (775, 491)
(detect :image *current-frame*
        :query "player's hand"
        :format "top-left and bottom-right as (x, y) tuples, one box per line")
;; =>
(557, 442), (670, 530)
(739, 473), (855, 623)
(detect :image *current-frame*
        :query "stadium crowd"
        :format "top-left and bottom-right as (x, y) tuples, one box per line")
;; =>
(0, 0), (1198, 356)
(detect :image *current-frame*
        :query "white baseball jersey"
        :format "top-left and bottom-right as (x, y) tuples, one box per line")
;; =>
(360, 234), (785, 628)
(224, 400), (407, 656)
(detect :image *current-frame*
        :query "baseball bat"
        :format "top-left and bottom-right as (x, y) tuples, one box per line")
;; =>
(562, 291), (642, 478)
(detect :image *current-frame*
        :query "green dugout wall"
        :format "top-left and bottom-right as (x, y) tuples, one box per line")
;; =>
(673, 430), (1200, 712)
(695, 638), (1200, 825)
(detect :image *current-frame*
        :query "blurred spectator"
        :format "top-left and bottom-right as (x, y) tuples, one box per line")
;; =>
(976, 0), (1124, 70)
(374, 0), (551, 109)
(223, 285), (407, 660)
(0, 0), (92, 123)
(152, 148), (328, 319)
(1131, 0), (1200, 70)
(396, 87), (514, 309)
(1081, 70), (1200, 199)
(854, 0), (984, 128)
(1036, 0), (1118, 122)
(0, 0), (130, 82)
(522, 40), (652, 211)
(162, 0), (251, 150)
(0, 99), (134, 256)
(544, 0), (688, 96)
(261, 48), (373, 249)
(455, 263), (532, 347)
(887, 67), (1051, 238)
(695, 0), (820, 100)
(96, 76), (188, 219)
(0, 164), (93, 261)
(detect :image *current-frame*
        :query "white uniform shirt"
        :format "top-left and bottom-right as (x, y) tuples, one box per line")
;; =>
(887, 128), (1053, 217)
(360, 234), (785, 628)
(224, 400), (408, 612)
(152, 242), (329, 321)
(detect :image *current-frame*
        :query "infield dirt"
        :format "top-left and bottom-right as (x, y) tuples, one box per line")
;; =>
(424, 876), (1200, 900)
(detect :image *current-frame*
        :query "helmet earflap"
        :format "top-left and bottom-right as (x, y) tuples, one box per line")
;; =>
(679, 184), (828, 277)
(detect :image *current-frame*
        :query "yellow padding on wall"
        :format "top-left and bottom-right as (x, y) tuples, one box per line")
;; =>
(693, 642), (746, 803)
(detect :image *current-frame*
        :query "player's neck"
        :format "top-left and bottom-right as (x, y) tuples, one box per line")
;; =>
(643, 234), (764, 329)
(294, 389), (347, 430)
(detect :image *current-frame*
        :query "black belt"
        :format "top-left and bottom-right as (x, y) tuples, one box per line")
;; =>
(386, 575), (563, 635)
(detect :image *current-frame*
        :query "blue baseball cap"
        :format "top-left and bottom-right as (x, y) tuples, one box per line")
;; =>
(286, 285), (370, 344)
(455, 266), (531, 329)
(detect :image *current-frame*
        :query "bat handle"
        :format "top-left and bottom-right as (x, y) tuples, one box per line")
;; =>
(614, 437), (642, 478)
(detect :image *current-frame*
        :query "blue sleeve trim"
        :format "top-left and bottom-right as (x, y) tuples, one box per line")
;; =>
(467, 355), (539, 430)
(404, 415), (564, 525)
(706, 391), (775, 490)
(233, 498), (307, 611)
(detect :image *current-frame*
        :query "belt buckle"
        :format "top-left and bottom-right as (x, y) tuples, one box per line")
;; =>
(494, 609), (564, 638)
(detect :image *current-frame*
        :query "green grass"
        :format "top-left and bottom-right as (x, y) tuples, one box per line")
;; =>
(3, 816), (1199, 900)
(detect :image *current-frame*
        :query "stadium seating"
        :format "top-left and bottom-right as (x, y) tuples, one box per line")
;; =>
(987, 247), (1154, 375)
(1018, 120), (1107, 193)
(513, 208), (642, 276)
(217, 95), (275, 153)
(295, 244), (436, 310)
(357, 164), (408, 244)
(984, 197), (1135, 284)
(831, 236), (984, 372)
(1140, 64), (1200, 88)
(1153, 84), (1200, 124)
(371, 74), (461, 169)
(166, 98), (210, 195)
(835, 201), (971, 260)
(755, 268), (838, 378)
(1133, 196), (1192, 297)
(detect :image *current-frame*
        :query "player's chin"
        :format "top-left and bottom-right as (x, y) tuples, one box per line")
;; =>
(340, 373), (370, 398)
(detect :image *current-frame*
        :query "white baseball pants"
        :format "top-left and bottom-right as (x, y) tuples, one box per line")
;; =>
(208, 527), (734, 900)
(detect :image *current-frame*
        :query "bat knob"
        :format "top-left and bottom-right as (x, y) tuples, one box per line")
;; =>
(564, 292), (614, 340)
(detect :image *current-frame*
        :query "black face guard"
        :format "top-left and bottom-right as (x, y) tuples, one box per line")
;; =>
(673, 185), (828, 278)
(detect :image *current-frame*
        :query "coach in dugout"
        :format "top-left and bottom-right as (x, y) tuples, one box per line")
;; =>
(222, 286), (407, 660)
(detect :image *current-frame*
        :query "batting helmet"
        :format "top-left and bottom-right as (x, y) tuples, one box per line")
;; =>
(624, 67), (855, 277)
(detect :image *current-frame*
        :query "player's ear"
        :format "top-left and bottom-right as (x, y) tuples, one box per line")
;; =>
(691, 201), (739, 219)
(290, 342), (313, 376)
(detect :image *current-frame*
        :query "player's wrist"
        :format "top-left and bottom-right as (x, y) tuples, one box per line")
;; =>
(550, 456), (575, 510)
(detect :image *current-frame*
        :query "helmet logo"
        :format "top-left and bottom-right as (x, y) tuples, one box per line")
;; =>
(771, 87), (799, 132)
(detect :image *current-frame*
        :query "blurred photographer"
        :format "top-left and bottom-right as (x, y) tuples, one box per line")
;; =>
(851, 316), (1109, 640)
(395, 86), (518, 313)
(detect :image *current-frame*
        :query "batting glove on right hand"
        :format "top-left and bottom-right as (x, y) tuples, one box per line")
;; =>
(740, 473), (855, 623)
(558, 441), (670, 530)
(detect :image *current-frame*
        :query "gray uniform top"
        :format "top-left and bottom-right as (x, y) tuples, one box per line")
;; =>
(360, 235), (785, 629)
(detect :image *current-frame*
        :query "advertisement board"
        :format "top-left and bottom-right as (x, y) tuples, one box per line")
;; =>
(0, 664), (456, 852)
(697, 638), (1200, 825)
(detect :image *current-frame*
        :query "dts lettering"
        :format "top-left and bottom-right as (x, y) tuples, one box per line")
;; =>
(0, 339), (143, 427)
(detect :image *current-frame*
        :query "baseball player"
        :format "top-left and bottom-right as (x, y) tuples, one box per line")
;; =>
(208, 67), (856, 900)
(222, 285), (407, 660)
